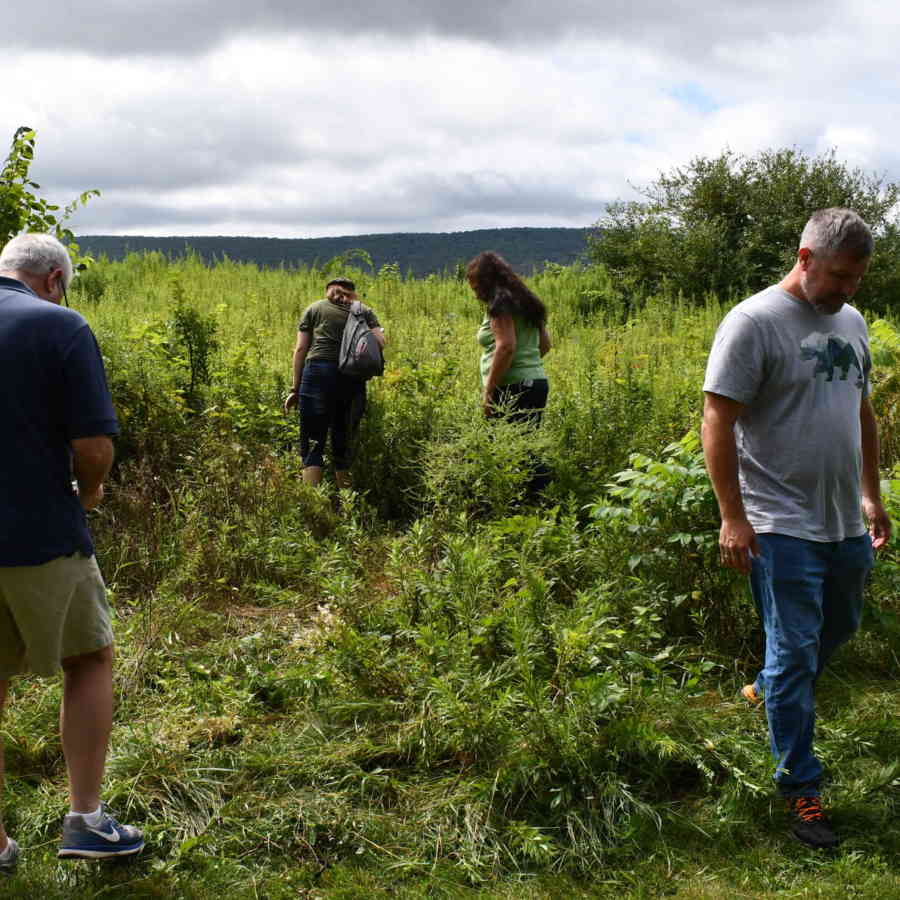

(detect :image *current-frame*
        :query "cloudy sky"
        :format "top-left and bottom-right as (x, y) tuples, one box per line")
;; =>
(5, 0), (898, 238)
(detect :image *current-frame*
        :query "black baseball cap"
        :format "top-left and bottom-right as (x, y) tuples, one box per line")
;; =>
(325, 277), (355, 291)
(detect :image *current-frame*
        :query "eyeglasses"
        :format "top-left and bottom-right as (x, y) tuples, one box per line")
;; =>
(51, 269), (69, 306)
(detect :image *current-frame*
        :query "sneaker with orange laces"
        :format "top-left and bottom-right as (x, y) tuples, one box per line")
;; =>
(786, 795), (839, 849)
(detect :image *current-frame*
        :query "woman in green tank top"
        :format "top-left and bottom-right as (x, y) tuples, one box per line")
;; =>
(467, 251), (552, 493)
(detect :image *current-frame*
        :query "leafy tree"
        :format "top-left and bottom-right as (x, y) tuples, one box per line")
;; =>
(0, 126), (99, 266)
(590, 147), (900, 312)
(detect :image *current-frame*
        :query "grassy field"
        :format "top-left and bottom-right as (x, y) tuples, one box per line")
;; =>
(0, 255), (898, 898)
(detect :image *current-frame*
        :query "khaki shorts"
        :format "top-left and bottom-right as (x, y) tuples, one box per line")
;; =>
(0, 554), (113, 679)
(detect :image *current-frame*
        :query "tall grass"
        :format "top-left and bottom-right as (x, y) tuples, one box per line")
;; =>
(1, 254), (897, 897)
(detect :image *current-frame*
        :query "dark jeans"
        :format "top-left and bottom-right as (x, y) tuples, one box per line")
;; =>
(298, 359), (366, 469)
(749, 532), (873, 796)
(490, 378), (551, 494)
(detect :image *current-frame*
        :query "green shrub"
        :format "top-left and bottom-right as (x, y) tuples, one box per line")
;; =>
(419, 408), (553, 521)
(354, 353), (465, 520)
(72, 266), (107, 303)
(290, 505), (739, 876)
(586, 432), (753, 650)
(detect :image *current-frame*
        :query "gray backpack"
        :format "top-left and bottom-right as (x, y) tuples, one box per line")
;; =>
(338, 301), (384, 380)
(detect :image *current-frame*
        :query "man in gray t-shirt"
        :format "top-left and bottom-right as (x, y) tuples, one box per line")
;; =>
(701, 208), (890, 850)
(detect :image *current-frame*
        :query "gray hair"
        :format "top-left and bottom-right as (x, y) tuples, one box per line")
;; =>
(799, 208), (873, 259)
(0, 233), (74, 288)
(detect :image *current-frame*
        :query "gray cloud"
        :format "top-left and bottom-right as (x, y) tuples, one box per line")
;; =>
(379, 171), (603, 222)
(66, 167), (604, 235)
(34, 122), (301, 194)
(27, 97), (382, 196)
(15, 0), (840, 57)
(9, 0), (894, 241)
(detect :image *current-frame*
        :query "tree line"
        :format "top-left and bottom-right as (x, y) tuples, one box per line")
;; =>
(75, 228), (591, 278)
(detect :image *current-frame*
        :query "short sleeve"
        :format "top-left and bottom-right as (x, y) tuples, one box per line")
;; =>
(60, 325), (119, 439)
(298, 304), (317, 333)
(703, 311), (766, 405)
(860, 331), (873, 398)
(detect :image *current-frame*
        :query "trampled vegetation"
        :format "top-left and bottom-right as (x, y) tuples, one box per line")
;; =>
(1, 254), (899, 898)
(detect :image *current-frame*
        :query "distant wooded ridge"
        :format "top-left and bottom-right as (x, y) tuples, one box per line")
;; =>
(77, 227), (591, 277)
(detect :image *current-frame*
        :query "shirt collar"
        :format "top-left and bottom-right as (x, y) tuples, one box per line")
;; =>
(0, 275), (38, 298)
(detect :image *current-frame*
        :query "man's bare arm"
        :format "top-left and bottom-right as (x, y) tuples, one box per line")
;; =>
(71, 435), (114, 511)
(701, 392), (759, 574)
(860, 396), (891, 549)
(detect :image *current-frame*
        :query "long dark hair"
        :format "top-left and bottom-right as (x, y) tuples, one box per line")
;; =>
(466, 251), (547, 327)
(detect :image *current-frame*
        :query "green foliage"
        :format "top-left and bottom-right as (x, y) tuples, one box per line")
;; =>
(299, 509), (720, 876)
(419, 408), (553, 520)
(3, 252), (898, 895)
(354, 353), (461, 520)
(869, 318), (900, 463)
(70, 266), (107, 303)
(167, 280), (220, 411)
(324, 246), (374, 276)
(0, 126), (99, 267)
(587, 433), (752, 648)
(590, 147), (900, 312)
(377, 261), (402, 282)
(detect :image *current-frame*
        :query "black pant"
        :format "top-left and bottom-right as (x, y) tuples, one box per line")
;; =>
(490, 378), (551, 494)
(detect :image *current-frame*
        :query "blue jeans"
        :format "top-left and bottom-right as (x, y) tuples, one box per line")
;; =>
(749, 533), (873, 796)
(298, 360), (366, 469)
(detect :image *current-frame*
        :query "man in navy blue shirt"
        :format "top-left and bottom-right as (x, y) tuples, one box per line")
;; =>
(0, 234), (143, 869)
